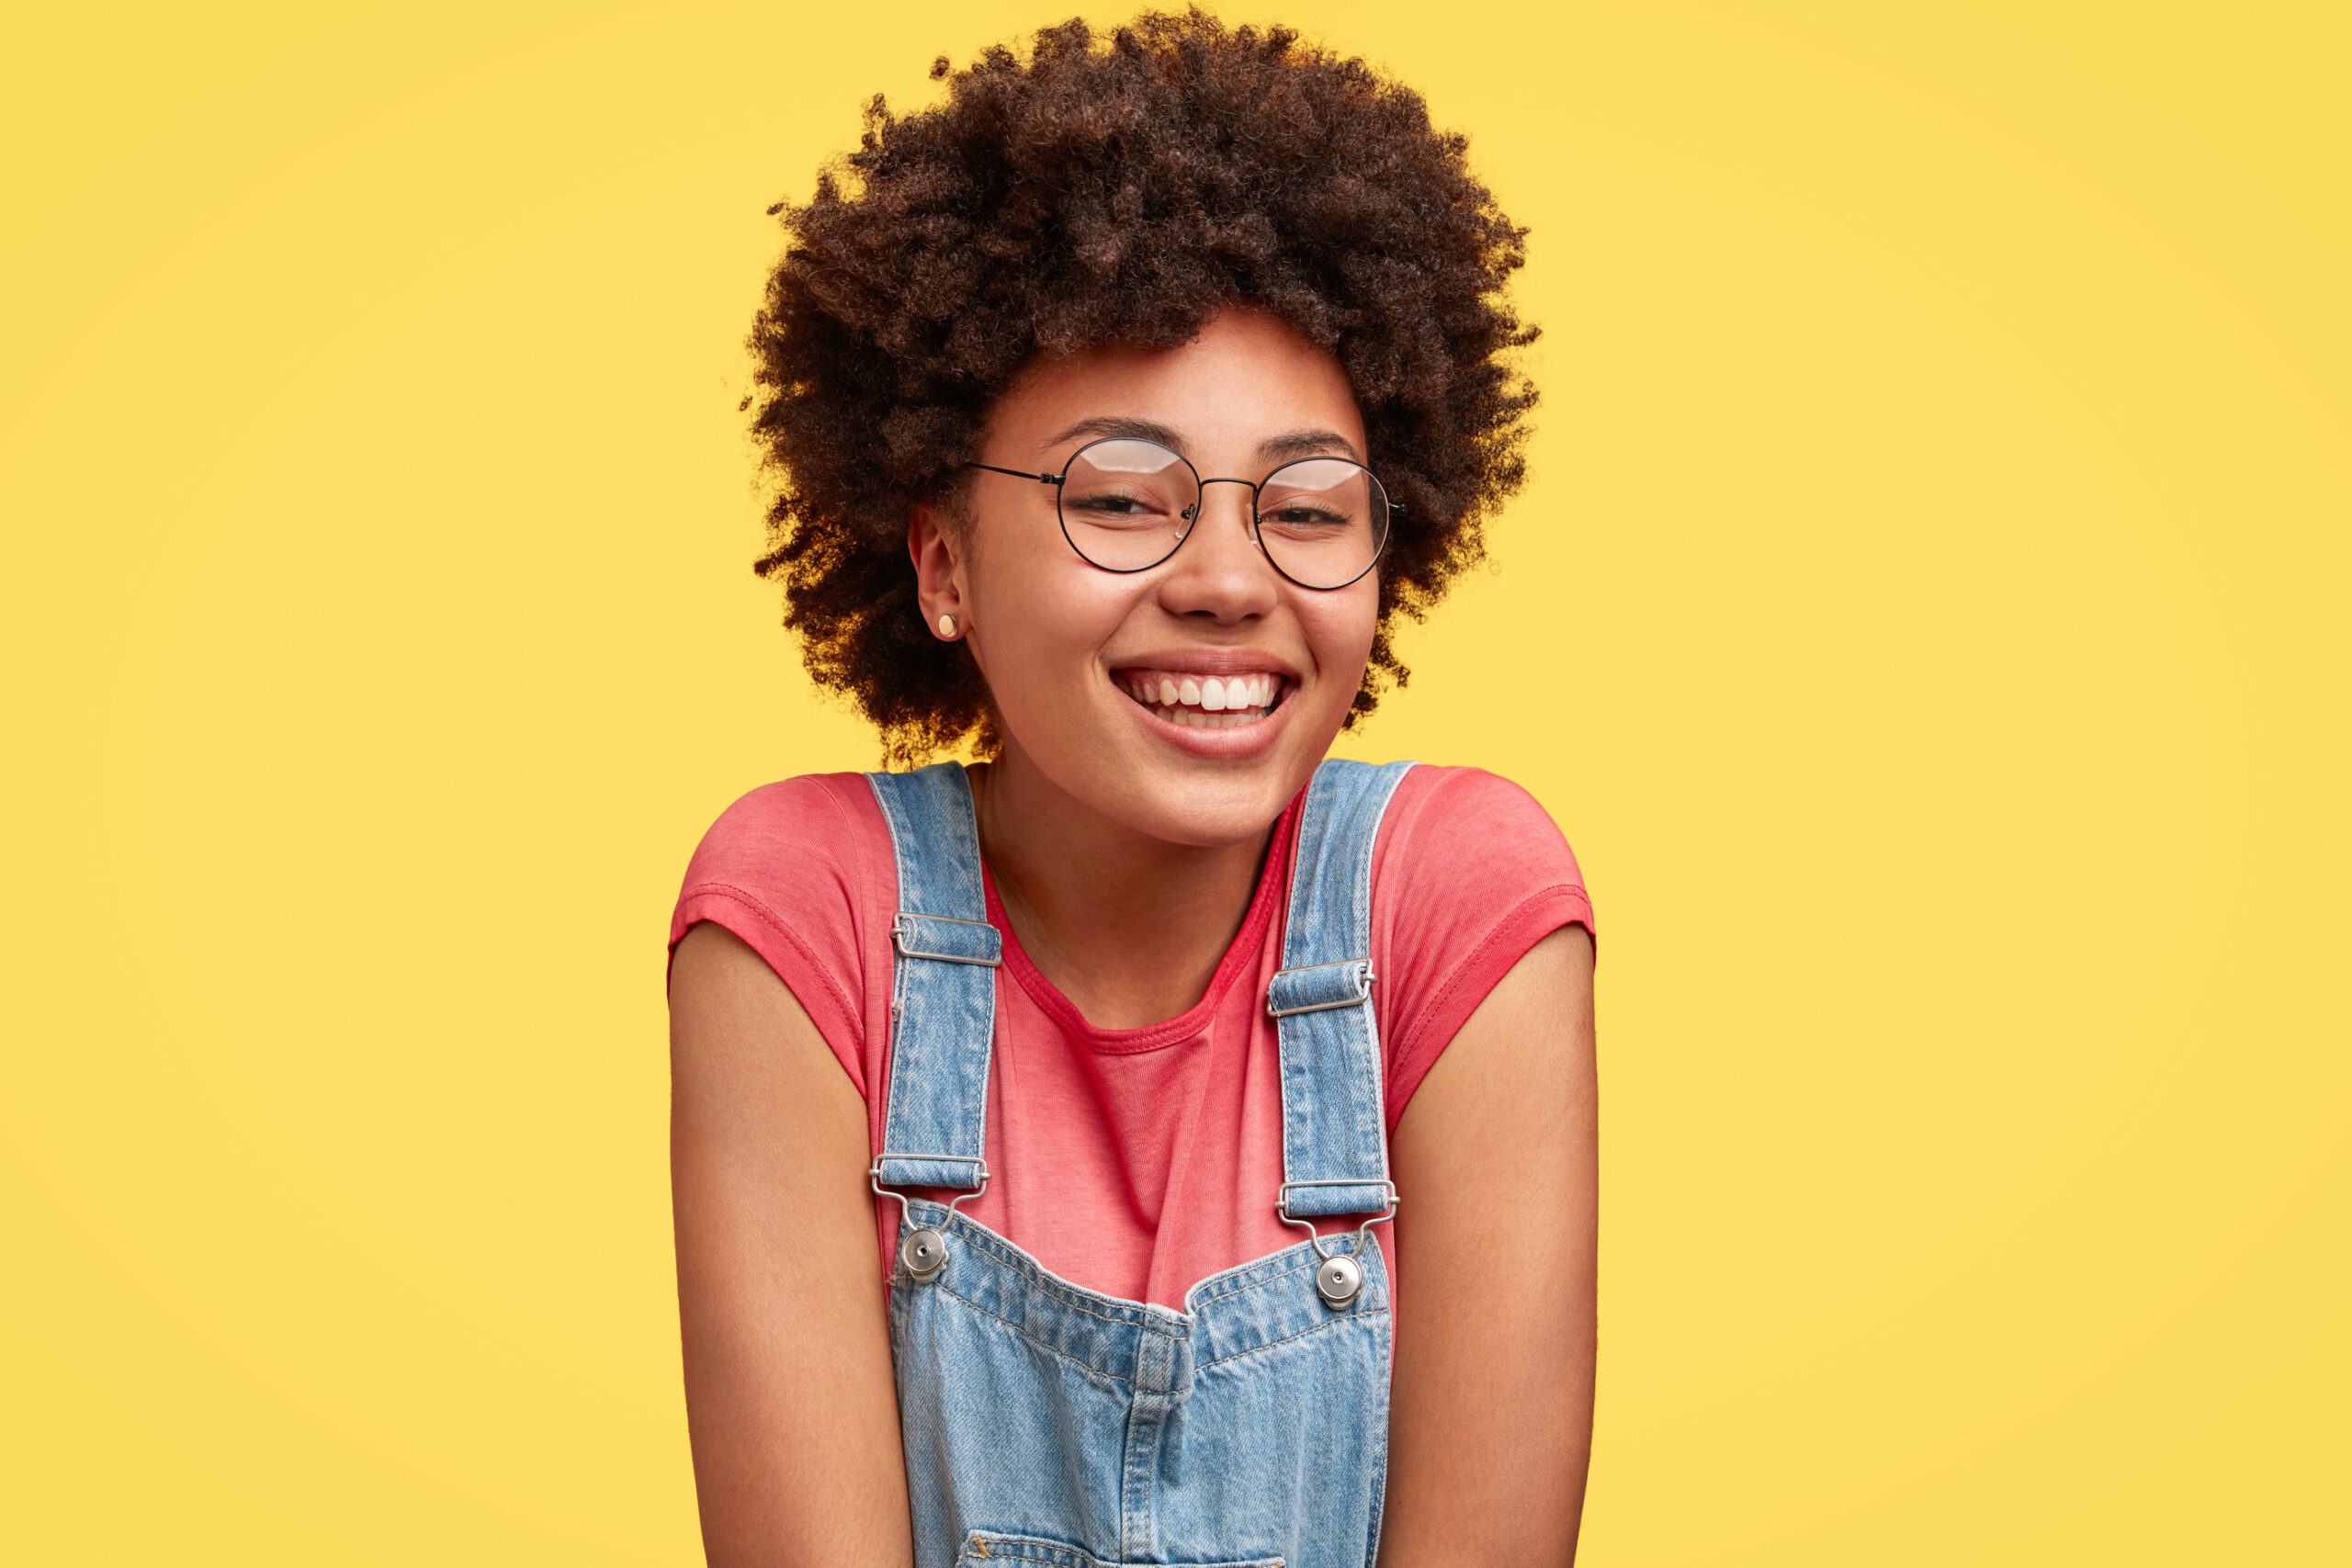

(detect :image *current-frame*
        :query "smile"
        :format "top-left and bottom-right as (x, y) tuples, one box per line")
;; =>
(1113, 669), (1287, 729)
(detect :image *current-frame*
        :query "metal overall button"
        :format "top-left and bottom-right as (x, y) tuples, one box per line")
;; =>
(871, 1156), (988, 1287)
(1314, 1250), (1364, 1307)
(899, 1225), (950, 1283)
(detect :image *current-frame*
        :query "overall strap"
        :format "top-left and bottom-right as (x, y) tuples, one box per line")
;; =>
(867, 763), (1001, 1195)
(1268, 758), (1418, 1222)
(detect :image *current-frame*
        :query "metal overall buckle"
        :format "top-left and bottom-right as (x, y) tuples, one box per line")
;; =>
(870, 1156), (990, 1284)
(1276, 1179), (1400, 1309)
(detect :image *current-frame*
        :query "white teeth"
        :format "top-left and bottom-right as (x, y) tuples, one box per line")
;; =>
(1136, 701), (1274, 728)
(1118, 671), (1286, 727)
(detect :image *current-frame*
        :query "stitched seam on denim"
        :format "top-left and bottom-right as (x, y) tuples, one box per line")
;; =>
(928, 1213), (1185, 1336)
(925, 1280), (1138, 1388)
(965, 1547), (1281, 1568)
(1276, 760), (1409, 1239)
(1187, 1248), (1321, 1307)
(1195, 1303), (1391, 1371)
(922, 1253), (1155, 1348)
(962, 1531), (1104, 1566)
(964, 1539), (1291, 1568)
(1345, 769), (1389, 1185)
(951, 1250), (1171, 1333)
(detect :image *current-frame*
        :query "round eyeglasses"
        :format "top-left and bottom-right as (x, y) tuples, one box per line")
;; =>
(964, 436), (1398, 591)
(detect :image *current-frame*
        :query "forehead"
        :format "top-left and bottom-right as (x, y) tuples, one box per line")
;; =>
(983, 308), (1365, 464)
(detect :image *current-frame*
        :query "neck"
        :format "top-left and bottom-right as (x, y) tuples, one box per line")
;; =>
(970, 747), (1275, 1031)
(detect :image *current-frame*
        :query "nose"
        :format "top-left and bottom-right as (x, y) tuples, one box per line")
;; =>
(1157, 479), (1279, 623)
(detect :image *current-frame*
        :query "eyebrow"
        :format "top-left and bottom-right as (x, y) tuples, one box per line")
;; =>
(1037, 418), (1364, 466)
(1039, 415), (1186, 454)
(1256, 428), (1363, 464)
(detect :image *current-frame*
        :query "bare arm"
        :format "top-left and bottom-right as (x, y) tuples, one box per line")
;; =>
(1379, 924), (1599, 1566)
(669, 920), (914, 1567)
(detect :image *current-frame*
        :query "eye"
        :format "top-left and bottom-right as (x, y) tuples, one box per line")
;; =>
(1069, 491), (1153, 515)
(1065, 485), (1187, 529)
(1258, 502), (1355, 535)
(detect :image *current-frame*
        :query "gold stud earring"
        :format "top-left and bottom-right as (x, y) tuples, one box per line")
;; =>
(937, 614), (957, 638)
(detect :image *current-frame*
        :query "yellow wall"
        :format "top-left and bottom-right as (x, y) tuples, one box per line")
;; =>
(3, 2), (2344, 1561)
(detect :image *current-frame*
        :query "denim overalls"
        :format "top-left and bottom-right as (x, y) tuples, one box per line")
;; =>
(865, 758), (1417, 1568)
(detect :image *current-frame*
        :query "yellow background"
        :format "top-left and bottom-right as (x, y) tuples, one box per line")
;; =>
(4, 1), (2345, 1561)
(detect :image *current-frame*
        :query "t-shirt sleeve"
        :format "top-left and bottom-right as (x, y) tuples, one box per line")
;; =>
(666, 773), (890, 1098)
(1371, 765), (1595, 1133)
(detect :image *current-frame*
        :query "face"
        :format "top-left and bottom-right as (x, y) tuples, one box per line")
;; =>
(910, 308), (1381, 849)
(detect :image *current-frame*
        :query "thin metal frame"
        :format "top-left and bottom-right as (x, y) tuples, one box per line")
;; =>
(965, 435), (1402, 591)
(1274, 1178), (1401, 1261)
(870, 1155), (992, 1233)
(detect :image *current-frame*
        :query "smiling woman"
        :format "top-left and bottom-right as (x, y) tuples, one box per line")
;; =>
(912, 312), (1381, 853)
(667, 13), (1597, 1568)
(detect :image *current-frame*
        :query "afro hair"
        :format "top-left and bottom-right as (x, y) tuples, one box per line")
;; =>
(748, 8), (1537, 761)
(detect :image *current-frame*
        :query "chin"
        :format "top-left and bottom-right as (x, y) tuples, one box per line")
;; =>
(1099, 750), (1317, 849)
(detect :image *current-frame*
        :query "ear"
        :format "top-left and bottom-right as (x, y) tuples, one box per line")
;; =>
(909, 501), (967, 639)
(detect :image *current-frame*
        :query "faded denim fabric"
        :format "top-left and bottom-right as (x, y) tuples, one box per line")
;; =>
(868, 760), (1416, 1568)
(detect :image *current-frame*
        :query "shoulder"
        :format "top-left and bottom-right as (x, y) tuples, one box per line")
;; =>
(1363, 764), (1594, 1125)
(679, 773), (890, 897)
(668, 773), (895, 1028)
(669, 773), (897, 1091)
(1374, 764), (1587, 898)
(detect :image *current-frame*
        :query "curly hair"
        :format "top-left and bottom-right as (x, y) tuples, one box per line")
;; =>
(749, 8), (1536, 763)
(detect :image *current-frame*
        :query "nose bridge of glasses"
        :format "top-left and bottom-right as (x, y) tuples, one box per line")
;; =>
(1190, 473), (1263, 525)
(1164, 478), (1282, 597)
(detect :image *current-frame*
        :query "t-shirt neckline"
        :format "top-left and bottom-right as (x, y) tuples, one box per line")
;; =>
(981, 794), (1302, 1055)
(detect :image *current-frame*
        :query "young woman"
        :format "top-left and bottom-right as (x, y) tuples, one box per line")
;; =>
(668, 16), (1596, 1566)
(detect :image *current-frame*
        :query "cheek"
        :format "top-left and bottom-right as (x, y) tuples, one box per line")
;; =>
(1304, 583), (1381, 694)
(968, 537), (1138, 686)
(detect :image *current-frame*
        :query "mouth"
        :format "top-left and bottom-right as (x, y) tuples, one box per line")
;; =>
(1112, 667), (1289, 730)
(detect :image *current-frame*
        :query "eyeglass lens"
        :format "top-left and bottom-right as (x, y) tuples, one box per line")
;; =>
(1057, 437), (1389, 589)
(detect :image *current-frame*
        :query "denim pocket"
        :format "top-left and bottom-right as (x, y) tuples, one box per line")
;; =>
(958, 1529), (1284, 1568)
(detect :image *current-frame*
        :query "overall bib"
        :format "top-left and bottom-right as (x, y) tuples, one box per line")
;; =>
(865, 758), (1417, 1568)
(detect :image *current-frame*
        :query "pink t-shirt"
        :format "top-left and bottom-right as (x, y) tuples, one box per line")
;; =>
(668, 763), (1592, 1313)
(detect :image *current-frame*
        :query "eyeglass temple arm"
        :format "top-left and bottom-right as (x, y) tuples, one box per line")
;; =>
(964, 461), (1064, 486)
